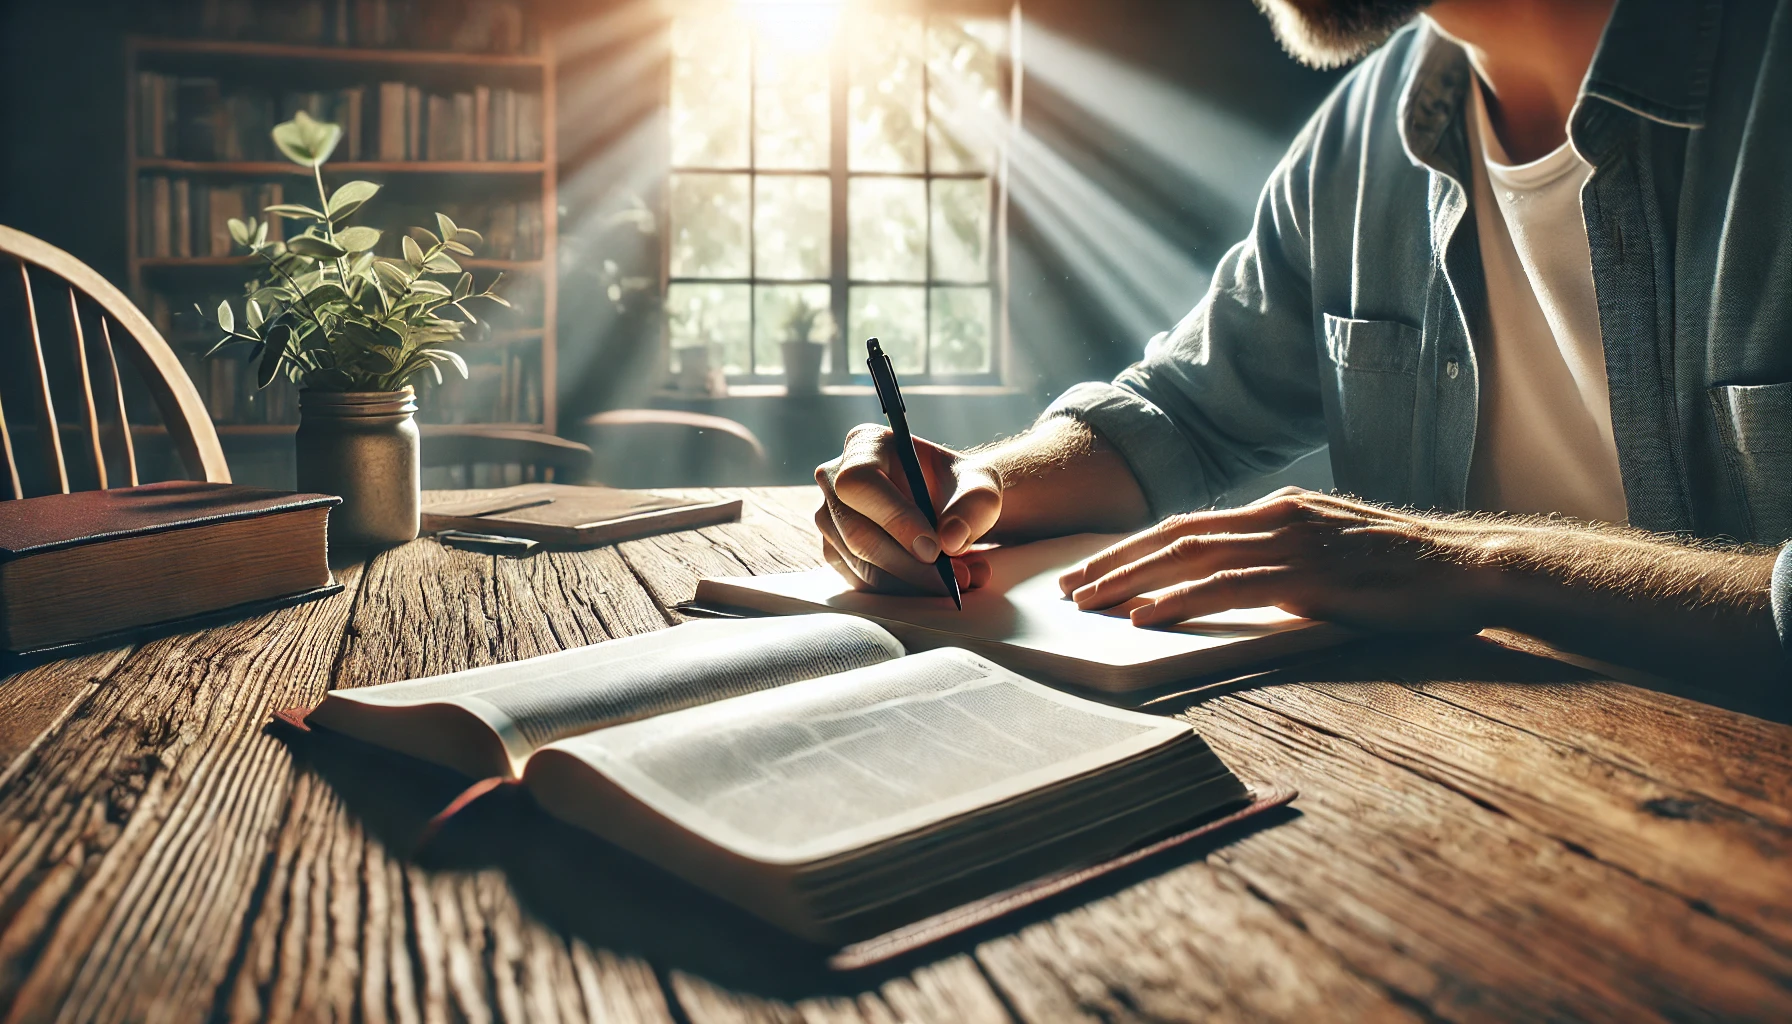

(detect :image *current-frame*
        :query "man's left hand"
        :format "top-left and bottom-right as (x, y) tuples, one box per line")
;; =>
(1058, 488), (1504, 631)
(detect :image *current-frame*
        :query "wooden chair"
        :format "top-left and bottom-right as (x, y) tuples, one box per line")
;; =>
(0, 224), (228, 497)
(420, 426), (594, 488)
(579, 409), (768, 487)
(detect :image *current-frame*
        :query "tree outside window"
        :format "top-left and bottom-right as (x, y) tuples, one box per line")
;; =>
(666, 1), (1013, 385)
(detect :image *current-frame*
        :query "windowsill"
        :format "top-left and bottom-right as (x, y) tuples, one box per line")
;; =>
(654, 383), (1025, 400)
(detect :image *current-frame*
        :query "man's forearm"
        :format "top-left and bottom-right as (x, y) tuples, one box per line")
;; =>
(968, 417), (1152, 541)
(1460, 520), (1786, 699)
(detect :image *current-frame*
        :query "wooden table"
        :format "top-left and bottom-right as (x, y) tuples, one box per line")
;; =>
(1, 486), (1788, 1024)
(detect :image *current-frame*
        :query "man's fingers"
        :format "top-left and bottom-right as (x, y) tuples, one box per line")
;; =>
(1070, 531), (1282, 609)
(1129, 567), (1294, 627)
(824, 497), (950, 594)
(827, 426), (946, 561)
(926, 444), (1001, 555)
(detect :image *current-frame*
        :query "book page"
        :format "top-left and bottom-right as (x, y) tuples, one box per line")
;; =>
(322, 613), (904, 772)
(534, 648), (1189, 864)
(697, 533), (1319, 673)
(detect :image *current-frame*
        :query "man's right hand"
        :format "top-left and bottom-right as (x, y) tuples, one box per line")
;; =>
(815, 423), (1003, 594)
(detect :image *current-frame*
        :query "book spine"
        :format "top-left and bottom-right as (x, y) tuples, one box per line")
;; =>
(173, 178), (192, 259)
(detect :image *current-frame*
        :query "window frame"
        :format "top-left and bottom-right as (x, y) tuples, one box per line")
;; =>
(660, 0), (1019, 388)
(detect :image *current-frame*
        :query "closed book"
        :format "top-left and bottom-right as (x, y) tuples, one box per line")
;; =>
(473, 85), (490, 161)
(0, 482), (339, 656)
(173, 178), (192, 258)
(175, 77), (220, 160)
(378, 82), (406, 161)
(150, 176), (172, 258)
(406, 85), (422, 160)
(422, 483), (743, 547)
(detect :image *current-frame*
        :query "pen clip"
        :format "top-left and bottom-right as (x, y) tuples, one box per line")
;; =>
(866, 338), (905, 414)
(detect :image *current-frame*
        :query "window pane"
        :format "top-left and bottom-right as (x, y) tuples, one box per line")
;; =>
(850, 286), (925, 373)
(669, 173), (749, 278)
(849, 178), (926, 281)
(930, 286), (991, 374)
(930, 178), (989, 282)
(755, 284), (834, 374)
(927, 18), (1004, 173)
(671, 16), (749, 168)
(754, 175), (830, 279)
(667, 283), (750, 375)
(848, 14), (924, 172)
(756, 40), (830, 170)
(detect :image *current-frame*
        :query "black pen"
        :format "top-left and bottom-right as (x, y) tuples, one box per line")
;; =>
(865, 338), (962, 609)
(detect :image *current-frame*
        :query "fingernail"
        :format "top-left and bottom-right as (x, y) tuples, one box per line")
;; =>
(913, 535), (940, 561)
(940, 518), (970, 553)
(1130, 602), (1158, 625)
(1070, 583), (1097, 607)
(1058, 569), (1082, 595)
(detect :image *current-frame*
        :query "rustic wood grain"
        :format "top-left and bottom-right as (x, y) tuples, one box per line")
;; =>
(0, 488), (1789, 1024)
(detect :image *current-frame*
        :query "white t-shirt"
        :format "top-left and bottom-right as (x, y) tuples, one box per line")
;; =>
(1463, 81), (1629, 525)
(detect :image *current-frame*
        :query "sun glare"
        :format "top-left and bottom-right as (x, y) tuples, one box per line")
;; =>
(737, 0), (842, 53)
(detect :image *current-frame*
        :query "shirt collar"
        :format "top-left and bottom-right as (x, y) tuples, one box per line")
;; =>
(1398, 0), (1722, 172)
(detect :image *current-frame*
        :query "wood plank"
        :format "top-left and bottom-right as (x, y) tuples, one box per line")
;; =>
(0, 567), (363, 1022)
(668, 956), (1013, 1024)
(1178, 681), (1792, 1022)
(0, 649), (133, 790)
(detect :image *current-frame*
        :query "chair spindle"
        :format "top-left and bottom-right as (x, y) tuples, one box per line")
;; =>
(68, 288), (107, 489)
(97, 318), (139, 487)
(16, 260), (68, 494)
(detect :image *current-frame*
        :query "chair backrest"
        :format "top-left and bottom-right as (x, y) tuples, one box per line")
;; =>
(0, 224), (228, 498)
(420, 426), (594, 487)
(580, 409), (769, 487)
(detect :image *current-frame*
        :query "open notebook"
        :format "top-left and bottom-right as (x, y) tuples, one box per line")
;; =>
(695, 533), (1355, 692)
(292, 613), (1250, 943)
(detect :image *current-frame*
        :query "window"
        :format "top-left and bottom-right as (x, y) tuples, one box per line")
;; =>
(666, 1), (1014, 384)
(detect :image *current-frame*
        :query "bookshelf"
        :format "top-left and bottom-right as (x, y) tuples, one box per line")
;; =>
(123, 27), (559, 460)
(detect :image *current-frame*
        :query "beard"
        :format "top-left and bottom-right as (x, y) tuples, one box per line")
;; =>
(1252, 0), (1435, 68)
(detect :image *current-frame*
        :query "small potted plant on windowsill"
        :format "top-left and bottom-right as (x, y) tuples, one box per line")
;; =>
(780, 296), (829, 396)
(205, 112), (509, 549)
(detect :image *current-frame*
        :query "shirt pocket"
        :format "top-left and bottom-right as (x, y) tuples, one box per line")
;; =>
(1323, 314), (1421, 502)
(1710, 382), (1792, 543)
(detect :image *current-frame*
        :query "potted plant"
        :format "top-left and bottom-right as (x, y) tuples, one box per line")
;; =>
(205, 112), (509, 549)
(779, 296), (829, 395)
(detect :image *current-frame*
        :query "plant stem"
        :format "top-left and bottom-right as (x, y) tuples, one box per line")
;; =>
(314, 163), (352, 286)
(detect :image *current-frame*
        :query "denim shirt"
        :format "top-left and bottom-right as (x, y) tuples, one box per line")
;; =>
(1043, 0), (1792, 653)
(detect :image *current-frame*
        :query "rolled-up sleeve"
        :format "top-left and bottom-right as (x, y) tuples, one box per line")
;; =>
(1775, 543), (1792, 663)
(1040, 122), (1331, 521)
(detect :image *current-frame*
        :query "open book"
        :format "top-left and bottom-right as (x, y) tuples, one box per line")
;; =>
(695, 534), (1356, 693)
(298, 613), (1249, 943)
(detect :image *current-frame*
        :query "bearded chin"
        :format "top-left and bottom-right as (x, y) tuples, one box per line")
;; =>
(1252, 0), (1435, 69)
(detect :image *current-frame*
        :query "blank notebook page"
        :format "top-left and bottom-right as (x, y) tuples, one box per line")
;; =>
(701, 533), (1321, 670)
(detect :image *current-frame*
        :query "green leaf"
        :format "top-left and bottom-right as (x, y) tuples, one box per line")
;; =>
(303, 283), (353, 310)
(227, 218), (252, 247)
(253, 219), (269, 248)
(263, 203), (328, 221)
(373, 260), (412, 295)
(271, 110), (342, 168)
(401, 234), (425, 267)
(452, 227), (484, 248)
(408, 226), (442, 249)
(442, 240), (474, 256)
(247, 298), (265, 330)
(257, 325), (292, 387)
(326, 180), (380, 218)
(335, 226), (382, 253)
(216, 299), (235, 335)
(435, 212), (458, 244)
(436, 348), (470, 379)
(422, 252), (461, 274)
(409, 278), (453, 297)
(452, 272), (473, 300)
(287, 235), (348, 259)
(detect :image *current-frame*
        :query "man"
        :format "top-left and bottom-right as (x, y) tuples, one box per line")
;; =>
(815, 0), (1792, 705)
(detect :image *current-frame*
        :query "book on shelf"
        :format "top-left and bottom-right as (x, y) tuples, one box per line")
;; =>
(147, 0), (535, 53)
(280, 613), (1264, 944)
(137, 72), (538, 164)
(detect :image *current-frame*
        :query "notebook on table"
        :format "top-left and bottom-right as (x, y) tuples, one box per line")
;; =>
(422, 483), (741, 547)
(277, 613), (1286, 948)
(693, 533), (1356, 693)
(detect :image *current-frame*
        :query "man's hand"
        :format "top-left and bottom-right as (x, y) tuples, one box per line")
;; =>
(1058, 488), (1501, 631)
(815, 424), (1002, 595)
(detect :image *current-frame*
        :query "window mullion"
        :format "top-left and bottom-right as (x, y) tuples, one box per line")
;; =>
(828, 16), (851, 382)
(747, 26), (759, 376)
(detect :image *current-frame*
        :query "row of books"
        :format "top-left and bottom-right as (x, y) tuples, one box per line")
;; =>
(135, 176), (544, 261)
(148, 0), (535, 53)
(136, 178), (287, 258)
(136, 74), (544, 163)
